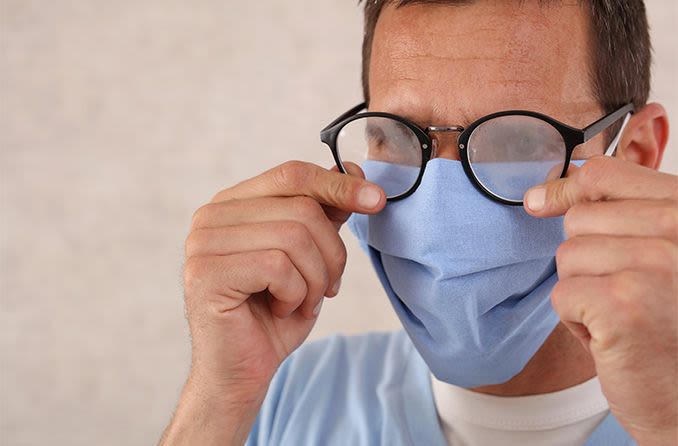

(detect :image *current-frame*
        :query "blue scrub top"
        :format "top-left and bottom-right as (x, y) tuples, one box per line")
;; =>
(246, 331), (635, 446)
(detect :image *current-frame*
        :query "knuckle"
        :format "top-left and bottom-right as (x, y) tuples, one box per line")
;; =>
(314, 268), (331, 297)
(294, 279), (310, 302)
(563, 205), (583, 237)
(576, 156), (608, 193)
(264, 250), (293, 278)
(606, 271), (637, 303)
(290, 195), (322, 221)
(550, 280), (566, 308)
(302, 264), (329, 297)
(328, 176), (353, 202)
(284, 285), (308, 311)
(609, 294), (644, 332)
(555, 238), (577, 267)
(183, 257), (206, 295)
(210, 186), (234, 204)
(550, 279), (575, 317)
(191, 203), (216, 229)
(545, 180), (574, 210)
(276, 160), (312, 190)
(584, 155), (612, 172)
(303, 263), (330, 298)
(601, 274), (640, 332)
(184, 229), (206, 257)
(280, 220), (314, 251)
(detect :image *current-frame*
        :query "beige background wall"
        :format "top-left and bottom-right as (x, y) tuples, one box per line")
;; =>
(1, 1), (676, 444)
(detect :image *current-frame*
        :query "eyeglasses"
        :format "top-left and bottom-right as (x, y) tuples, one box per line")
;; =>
(320, 103), (633, 205)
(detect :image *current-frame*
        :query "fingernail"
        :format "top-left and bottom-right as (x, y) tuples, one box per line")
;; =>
(358, 186), (381, 209)
(331, 278), (342, 295)
(526, 187), (546, 211)
(313, 298), (324, 317)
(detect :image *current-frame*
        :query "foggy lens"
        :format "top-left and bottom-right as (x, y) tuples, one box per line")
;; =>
(336, 116), (422, 198)
(467, 115), (566, 201)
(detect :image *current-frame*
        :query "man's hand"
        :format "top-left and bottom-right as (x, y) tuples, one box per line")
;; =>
(160, 161), (385, 446)
(524, 156), (678, 446)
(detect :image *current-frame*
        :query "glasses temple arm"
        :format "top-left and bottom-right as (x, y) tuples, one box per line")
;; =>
(582, 103), (634, 143)
(321, 102), (367, 132)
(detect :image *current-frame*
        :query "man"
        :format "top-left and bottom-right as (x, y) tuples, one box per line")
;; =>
(160, 1), (677, 445)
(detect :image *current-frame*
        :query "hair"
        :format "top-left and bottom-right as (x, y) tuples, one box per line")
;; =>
(359, 0), (651, 117)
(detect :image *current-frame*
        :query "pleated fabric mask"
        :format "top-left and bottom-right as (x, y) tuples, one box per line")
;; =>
(348, 158), (567, 388)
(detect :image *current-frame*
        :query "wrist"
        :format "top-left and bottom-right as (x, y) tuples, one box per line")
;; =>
(159, 373), (272, 446)
(187, 365), (273, 403)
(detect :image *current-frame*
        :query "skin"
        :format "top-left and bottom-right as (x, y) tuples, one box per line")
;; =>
(161, 2), (677, 445)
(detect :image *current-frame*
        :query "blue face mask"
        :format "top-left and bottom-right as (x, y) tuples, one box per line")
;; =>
(347, 158), (566, 388)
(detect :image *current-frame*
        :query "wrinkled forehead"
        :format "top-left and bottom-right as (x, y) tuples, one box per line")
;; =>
(368, 2), (601, 128)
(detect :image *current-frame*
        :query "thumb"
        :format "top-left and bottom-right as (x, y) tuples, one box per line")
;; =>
(324, 162), (370, 231)
(524, 164), (583, 217)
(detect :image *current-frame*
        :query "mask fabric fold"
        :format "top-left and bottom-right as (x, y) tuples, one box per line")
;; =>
(348, 158), (567, 388)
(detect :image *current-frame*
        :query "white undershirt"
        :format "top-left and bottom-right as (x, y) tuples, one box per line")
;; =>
(431, 375), (610, 446)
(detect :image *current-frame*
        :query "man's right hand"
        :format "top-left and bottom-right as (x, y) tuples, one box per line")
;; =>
(160, 161), (385, 446)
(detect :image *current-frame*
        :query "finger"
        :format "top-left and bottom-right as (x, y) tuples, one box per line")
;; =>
(564, 199), (678, 242)
(551, 275), (604, 330)
(322, 162), (366, 230)
(550, 274), (630, 351)
(186, 221), (331, 315)
(561, 320), (592, 353)
(190, 196), (347, 294)
(524, 156), (678, 217)
(183, 250), (308, 319)
(551, 270), (667, 347)
(556, 235), (677, 280)
(212, 160), (385, 214)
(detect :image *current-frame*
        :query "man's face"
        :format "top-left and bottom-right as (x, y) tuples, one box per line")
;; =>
(368, 1), (605, 159)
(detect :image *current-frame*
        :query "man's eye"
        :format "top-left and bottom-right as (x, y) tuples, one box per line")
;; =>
(369, 134), (385, 146)
(366, 126), (385, 145)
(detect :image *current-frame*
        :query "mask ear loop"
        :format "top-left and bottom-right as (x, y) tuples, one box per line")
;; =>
(603, 112), (632, 157)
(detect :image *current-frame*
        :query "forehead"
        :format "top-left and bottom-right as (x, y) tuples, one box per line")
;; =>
(368, 1), (600, 127)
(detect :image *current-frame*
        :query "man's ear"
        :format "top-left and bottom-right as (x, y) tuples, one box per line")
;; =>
(616, 102), (669, 170)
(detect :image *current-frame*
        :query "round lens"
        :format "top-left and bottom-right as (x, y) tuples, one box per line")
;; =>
(467, 115), (567, 202)
(336, 116), (423, 198)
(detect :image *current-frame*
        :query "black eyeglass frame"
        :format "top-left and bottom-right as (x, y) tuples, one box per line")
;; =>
(320, 102), (634, 206)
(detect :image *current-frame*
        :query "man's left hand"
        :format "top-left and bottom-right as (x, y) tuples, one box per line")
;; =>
(525, 155), (678, 445)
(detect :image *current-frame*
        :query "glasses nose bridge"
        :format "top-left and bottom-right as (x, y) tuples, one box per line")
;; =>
(426, 126), (464, 159)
